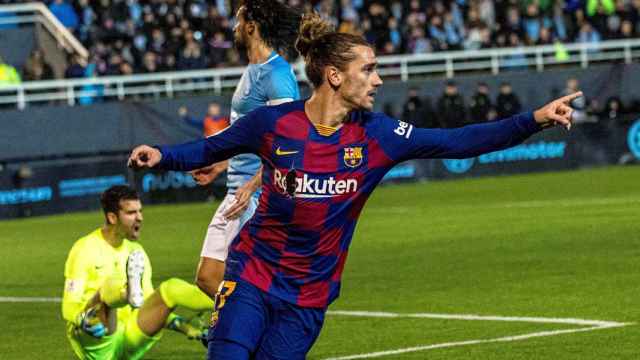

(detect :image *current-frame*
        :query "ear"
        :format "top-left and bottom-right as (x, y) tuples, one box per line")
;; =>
(326, 66), (342, 88)
(246, 21), (256, 37)
(106, 212), (118, 225)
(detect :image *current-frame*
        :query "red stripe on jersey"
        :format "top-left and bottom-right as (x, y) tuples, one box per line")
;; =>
(339, 122), (367, 144)
(292, 201), (330, 231)
(347, 192), (368, 221)
(367, 138), (394, 168)
(274, 111), (310, 140)
(233, 228), (256, 255)
(317, 227), (343, 256)
(260, 132), (275, 160)
(279, 250), (311, 280)
(297, 280), (330, 308)
(240, 257), (274, 291)
(303, 140), (340, 173)
(256, 218), (288, 252)
(331, 251), (349, 281)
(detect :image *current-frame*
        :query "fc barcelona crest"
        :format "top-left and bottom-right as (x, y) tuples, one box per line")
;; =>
(343, 147), (363, 168)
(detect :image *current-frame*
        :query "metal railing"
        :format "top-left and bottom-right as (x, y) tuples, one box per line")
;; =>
(0, 2), (89, 62)
(1, 38), (639, 110)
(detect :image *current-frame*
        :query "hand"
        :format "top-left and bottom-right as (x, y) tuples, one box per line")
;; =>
(189, 164), (221, 186)
(533, 91), (583, 130)
(128, 145), (162, 169)
(223, 182), (256, 220)
(178, 106), (188, 117)
(78, 308), (106, 338)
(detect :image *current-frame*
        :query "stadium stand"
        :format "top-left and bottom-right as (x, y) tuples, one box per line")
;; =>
(2, 0), (639, 77)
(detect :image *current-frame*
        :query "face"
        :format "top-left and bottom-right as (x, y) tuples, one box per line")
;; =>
(208, 103), (221, 116)
(233, 7), (249, 50)
(337, 46), (383, 111)
(109, 199), (143, 240)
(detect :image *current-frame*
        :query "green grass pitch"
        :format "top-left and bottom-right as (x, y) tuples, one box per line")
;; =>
(1, 166), (639, 359)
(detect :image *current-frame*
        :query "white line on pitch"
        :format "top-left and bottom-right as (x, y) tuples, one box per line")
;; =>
(326, 310), (627, 327)
(0, 296), (61, 303)
(321, 323), (628, 360)
(2, 296), (634, 359)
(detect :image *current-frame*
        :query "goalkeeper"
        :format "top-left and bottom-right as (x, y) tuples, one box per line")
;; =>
(61, 185), (213, 359)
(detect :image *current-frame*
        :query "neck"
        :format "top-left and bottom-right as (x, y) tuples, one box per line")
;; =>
(246, 40), (274, 64)
(101, 225), (124, 248)
(305, 88), (351, 128)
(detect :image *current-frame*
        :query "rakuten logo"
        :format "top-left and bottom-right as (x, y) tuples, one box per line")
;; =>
(274, 169), (358, 198)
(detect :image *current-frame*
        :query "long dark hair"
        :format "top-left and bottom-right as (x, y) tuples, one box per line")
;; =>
(242, 0), (302, 60)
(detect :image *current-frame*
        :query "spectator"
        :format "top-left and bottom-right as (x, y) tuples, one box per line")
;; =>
(563, 77), (590, 123)
(469, 82), (492, 122)
(600, 96), (627, 125)
(578, 22), (602, 49)
(178, 102), (229, 137)
(437, 80), (467, 128)
(177, 39), (207, 71)
(65, 54), (86, 79)
(496, 82), (522, 119)
(23, 49), (54, 81)
(48, 0), (79, 30)
(54, 0), (640, 77)
(402, 87), (425, 127)
(0, 56), (21, 86)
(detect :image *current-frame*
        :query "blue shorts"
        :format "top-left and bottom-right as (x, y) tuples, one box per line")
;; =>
(207, 279), (325, 359)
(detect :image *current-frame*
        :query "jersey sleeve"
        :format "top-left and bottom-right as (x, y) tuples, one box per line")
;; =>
(62, 241), (92, 325)
(373, 112), (541, 163)
(265, 67), (298, 103)
(157, 108), (268, 171)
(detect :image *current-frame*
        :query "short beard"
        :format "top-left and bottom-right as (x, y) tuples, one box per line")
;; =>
(234, 33), (247, 54)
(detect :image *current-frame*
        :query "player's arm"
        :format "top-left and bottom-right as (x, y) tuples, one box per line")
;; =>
(382, 92), (581, 161)
(223, 166), (262, 220)
(128, 109), (267, 171)
(62, 244), (90, 325)
(189, 160), (229, 186)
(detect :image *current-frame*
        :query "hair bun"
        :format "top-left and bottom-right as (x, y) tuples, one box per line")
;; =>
(295, 13), (334, 58)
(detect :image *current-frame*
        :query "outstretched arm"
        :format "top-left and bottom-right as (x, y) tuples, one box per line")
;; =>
(381, 92), (582, 162)
(128, 109), (265, 171)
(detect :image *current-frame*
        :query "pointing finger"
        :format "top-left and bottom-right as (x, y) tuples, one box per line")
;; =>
(559, 91), (583, 104)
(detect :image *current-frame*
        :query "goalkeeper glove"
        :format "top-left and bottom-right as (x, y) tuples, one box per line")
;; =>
(78, 308), (106, 338)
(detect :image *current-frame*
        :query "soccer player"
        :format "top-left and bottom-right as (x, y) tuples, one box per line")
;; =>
(128, 13), (582, 359)
(62, 185), (214, 359)
(190, 0), (302, 300)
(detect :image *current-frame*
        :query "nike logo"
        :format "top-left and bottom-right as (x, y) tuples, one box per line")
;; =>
(275, 147), (298, 156)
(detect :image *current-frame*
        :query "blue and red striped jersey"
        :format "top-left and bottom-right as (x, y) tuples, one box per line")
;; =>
(158, 100), (541, 308)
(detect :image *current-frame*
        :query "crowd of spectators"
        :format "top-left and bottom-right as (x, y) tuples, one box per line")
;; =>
(5, 0), (639, 80)
(397, 77), (640, 128)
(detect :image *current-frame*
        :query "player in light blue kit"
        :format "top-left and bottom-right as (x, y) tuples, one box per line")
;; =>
(191, 0), (302, 301)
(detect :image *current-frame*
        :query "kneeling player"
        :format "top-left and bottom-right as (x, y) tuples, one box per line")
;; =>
(62, 185), (213, 359)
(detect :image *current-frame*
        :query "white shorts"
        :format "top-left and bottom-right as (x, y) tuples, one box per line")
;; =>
(200, 193), (259, 261)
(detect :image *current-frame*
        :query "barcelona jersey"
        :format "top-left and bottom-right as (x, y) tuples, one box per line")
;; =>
(158, 100), (541, 308)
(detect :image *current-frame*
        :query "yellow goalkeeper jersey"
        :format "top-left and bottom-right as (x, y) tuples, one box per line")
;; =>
(62, 228), (153, 326)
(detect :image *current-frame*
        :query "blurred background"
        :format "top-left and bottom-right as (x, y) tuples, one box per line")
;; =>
(0, 0), (639, 219)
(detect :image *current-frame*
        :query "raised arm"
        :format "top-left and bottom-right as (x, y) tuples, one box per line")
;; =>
(379, 92), (582, 162)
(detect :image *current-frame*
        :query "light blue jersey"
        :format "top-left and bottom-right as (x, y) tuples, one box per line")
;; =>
(226, 52), (299, 194)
